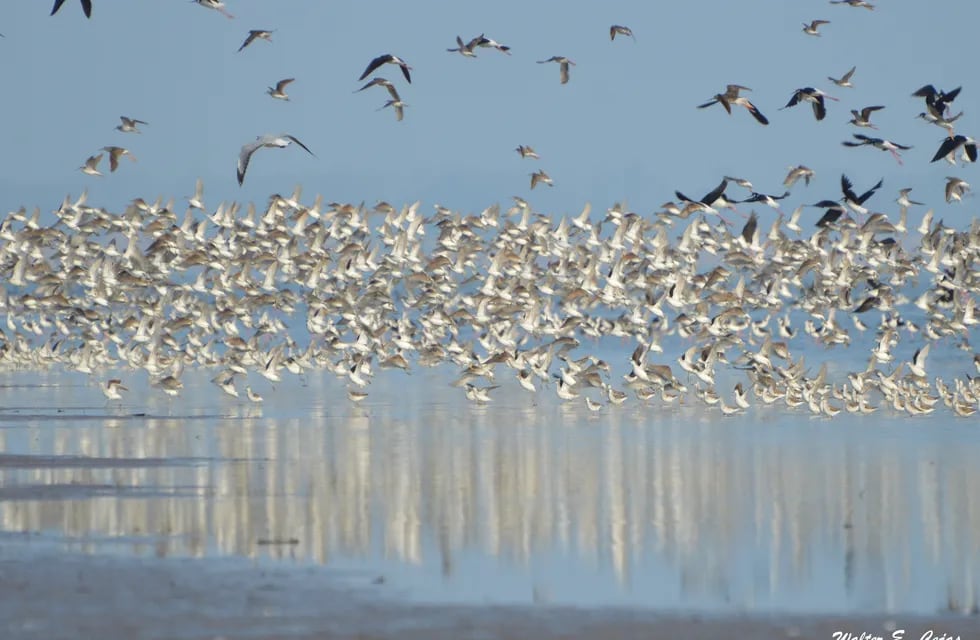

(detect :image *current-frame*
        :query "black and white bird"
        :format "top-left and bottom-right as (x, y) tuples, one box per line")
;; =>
(237, 134), (315, 186)
(697, 84), (769, 125)
(931, 135), (977, 164)
(192, 0), (234, 19)
(51, 0), (91, 18)
(473, 35), (511, 54)
(537, 56), (575, 84)
(359, 54), (412, 84)
(238, 29), (273, 52)
(842, 134), (912, 165)
(675, 178), (739, 220)
(782, 87), (838, 121)
(840, 174), (882, 215)
(741, 190), (791, 210)
(913, 85), (961, 119)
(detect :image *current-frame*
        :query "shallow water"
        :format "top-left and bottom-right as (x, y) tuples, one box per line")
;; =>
(1, 366), (978, 618)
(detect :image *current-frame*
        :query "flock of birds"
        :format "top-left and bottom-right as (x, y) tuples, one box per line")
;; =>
(7, 1), (976, 418)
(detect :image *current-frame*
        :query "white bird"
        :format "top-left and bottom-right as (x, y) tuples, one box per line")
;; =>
(79, 153), (104, 177)
(266, 78), (295, 100)
(237, 134), (315, 186)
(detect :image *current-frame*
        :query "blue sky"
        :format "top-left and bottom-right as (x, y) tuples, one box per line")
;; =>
(1, 1), (976, 220)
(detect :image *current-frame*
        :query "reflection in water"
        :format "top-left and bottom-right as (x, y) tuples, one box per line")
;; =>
(0, 370), (978, 614)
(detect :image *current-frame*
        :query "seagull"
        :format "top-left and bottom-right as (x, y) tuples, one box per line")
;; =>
(267, 78), (295, 100)
(842, 134), (912, 164)
(237, 134), (315, 186)
(51, 0), (91, 18)
(830, 0), (875, 9)
(447, 35), (479, 57)
(358, 54), (412, 84)
(610, 25), (636, 41)
(115, 116), (148, 134)
(530, 170), (553, 189)
(238, 29), (274, 52)
(828, 66), (856, 88)
(697, 84), (769, 125)
(802, 20), (830, 36)
(378, 99), (407, 121)
(79, 153), (104, 177)
(516, 145), (539, 159)
(945, 177), (971, 203)
(931, 135), (977, 163)
(473, 35), (511, 54)
(355, 77), (401, 101)
(101, 146), (136, 172)
(849, 105), (884, 129)
(537, 56), (575, 84)
(783, 165), (814, 188)
(782, 87), (838, 121)
(841, 173), (882, 215)
(191, 0), (234, 19)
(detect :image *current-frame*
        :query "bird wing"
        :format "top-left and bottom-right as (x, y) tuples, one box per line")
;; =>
(931, 136), (960, 162)
(700, 179), (728, 205)
(841, 66), (856, 81)
(276, 78), (295, 91)
(559, 61), (570, 84)
(284, 135), (315, 157)
(857, 179), (883, 204)
(50, 0), (68, 15)
(399, 62), (412, 84)
(359, 54), (391, 81)
(237, 140), (264, 186)
(841, 174), (857, 201)
(238, 31), (258, 52)
(783, 91), (802, 108)
(965, 142), (978, 162)
(696, 98), (720, 109)
(81, 0), (92, 17)
(744, 100), (769, 125)
(812, 96), (827, 121)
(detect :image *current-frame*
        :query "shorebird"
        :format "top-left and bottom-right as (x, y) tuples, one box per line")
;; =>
(697, 84), (769, 125)
(355, 77), (401, 101)
(192, 0), (234, 19)
(238, 29), (273, 52)
(358, 54), (412, 84)
(102, 379), (127, 401)
(842, 134), (912, 164)
(102, 146), (136, 172)
(848, 105), (884, 129)
(931, 135), (977, 163)
(830, 0), (875, 8)
(537, 56), (575, 84)
(783, 165), (814, 188)
(530, 170), (553, 189)
(473, 35), (511, 54)
(916, 109), (963, 137)
(945, 177), (971, 203)
(782, 87), (837, 121)
(447, 35), (479, 57)
(237, 134), (315, 186)
(841, 173), (882, 214)
(516, 145), (539, 159)
(802, 20), (830, 36)
(115, 116), (148, 134)
(187, 177), (205, 210)
(51, 0), (91, 18)
(896, 187), (923, 208)
(610, 25), (636, 41)
(79, 153), (104, 176)
(828, 66), (856, 88)
(675, 178), (739, 220)
(379, 99), (407, 121)
(266, 78), (295, 100)
(741, 190), (791, 210)
(913, 85), (961, 118)
(246, 386), (264, 403)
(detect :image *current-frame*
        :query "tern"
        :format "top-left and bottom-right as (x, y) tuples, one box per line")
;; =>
(842, 134), (911, 164)
(79, 153), (104, 176)
(828, 66), (856, 88)
(931, 135), (977, 163)
(266, 78), (295, 100)
(358, 54), (412, 84)
(537, 56), (575, 84)
(115, 116), (148, 134)
(697, 84), (769, 125)
(237, 134), (315, 186)
(355, 77), (401, 102)
(802, 20), (830, 36)
(782, 87), (838, 121)
(51, 0), (91, 18)
(848, 105), (884, 129)
(191, 0), (234, 19)
(238, 29), (274, 52)
(610, 25), (636, 41)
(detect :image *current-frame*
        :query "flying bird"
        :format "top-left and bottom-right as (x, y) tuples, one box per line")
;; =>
(237, 134), (315, 186)
(79, 153), (103, 177)
(267, 78), (295, 100)
(115, 116), (148, 134)
(841, 173), (883, 214)
(378, 99), (407, 122)
(945, 177), (971, 203)
(102, 146), (136, 172)
(697, 84), (769, 125)
(841, 134), (912, 164)
(238, 29), (274, 52)
(530, 170), (554, 189)
(355, 77), (401, 102)
(610, 25), (636, 41)
(802, 20), (830, 36)
(931, 135), (978, 163)
(782, 87), (838, 121)
(359, 54), (412, 84)
(830, 0), (875, 9)
(784, 165), (815, 189)
(537, 56), (575, 84)
(473, 35), (511, 54)
(516, 145), (539, 159)
(849, 105), (884, 129)
(51, 0), (91, 18)
(828, 66), (856, 88)
(192, 0), (234, 19)
(913, 85), (961, 118)
(447, 35), (479, 57)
